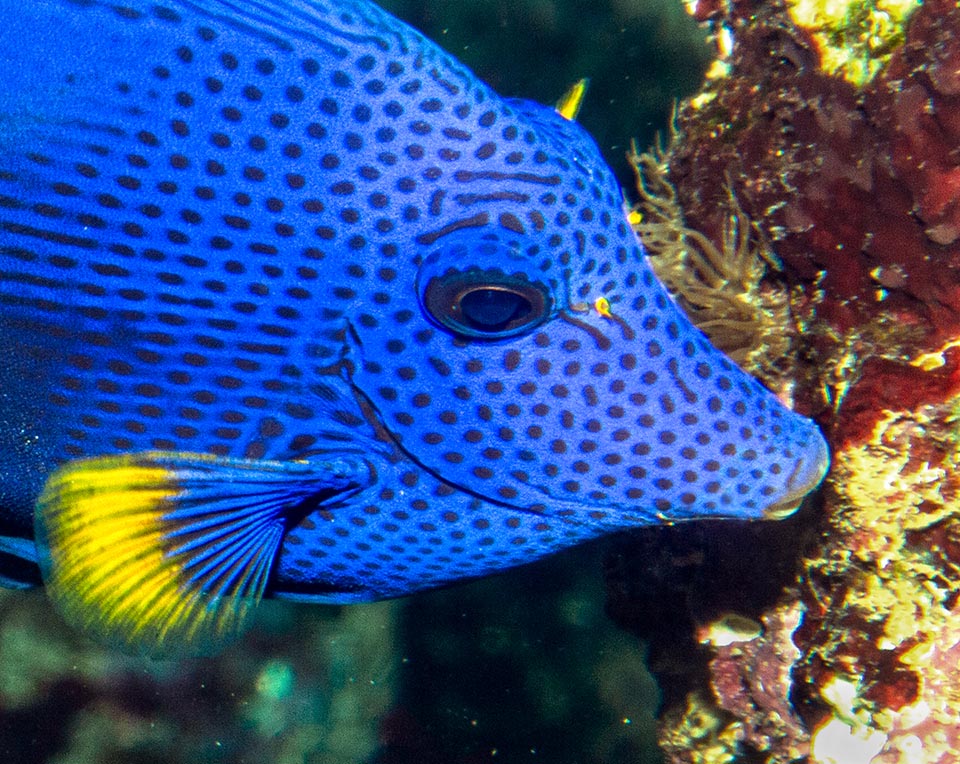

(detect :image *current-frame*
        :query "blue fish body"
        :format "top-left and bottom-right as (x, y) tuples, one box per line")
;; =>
(0, 0), (828, 653)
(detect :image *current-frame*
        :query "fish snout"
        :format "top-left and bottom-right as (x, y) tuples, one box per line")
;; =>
(762, 428), (830, 519)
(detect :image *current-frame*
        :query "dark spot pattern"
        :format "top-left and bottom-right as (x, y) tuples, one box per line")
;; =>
(0, 0), (826, 602)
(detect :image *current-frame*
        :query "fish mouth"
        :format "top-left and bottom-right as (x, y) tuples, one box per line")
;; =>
(762, 430), (830, 520)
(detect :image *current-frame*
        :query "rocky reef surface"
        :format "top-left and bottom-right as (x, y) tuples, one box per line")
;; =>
(609, 1), (960, 762)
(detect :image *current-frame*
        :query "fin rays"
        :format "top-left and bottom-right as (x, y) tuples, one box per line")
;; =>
(35, 451), (371, 657)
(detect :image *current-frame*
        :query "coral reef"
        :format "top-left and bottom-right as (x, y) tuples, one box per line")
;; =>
(802, 404), (960, 764)
(608, 1), (960, 762)
(658, 603), (807, 764)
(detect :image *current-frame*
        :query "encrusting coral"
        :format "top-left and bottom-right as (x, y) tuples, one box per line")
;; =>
(606, 1), (960, 762)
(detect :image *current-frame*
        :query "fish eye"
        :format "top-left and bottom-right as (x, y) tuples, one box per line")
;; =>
(422, 268), (552, 339)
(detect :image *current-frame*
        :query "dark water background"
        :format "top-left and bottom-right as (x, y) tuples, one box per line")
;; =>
(381, 0), (712, 191)
(0, 2), (711, 762)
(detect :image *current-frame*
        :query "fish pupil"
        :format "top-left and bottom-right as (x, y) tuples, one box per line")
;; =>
(459, 287), (531, 332)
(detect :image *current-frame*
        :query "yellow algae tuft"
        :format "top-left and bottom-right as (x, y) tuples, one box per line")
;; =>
(833, 409), (959, 558)
(804, 399), (960, 761)
(787, 0), (921, 87)
(659, 691), (744, 764)
(910, 338), (960, 373)
(816, 407), (960, 644)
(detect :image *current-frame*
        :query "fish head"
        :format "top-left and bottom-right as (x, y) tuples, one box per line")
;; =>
(345, 99), (828, 527)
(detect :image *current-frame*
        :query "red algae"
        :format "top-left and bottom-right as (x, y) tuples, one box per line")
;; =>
(608, 2), (960, 762)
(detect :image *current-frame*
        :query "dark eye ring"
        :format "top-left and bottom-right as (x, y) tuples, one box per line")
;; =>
(422, 268), (552, 339)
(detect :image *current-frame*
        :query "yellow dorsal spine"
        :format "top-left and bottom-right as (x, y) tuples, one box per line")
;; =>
(555, 77), (590, 122)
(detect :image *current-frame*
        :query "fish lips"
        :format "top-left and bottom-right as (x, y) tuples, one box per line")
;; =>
(761, 427), (830, 520)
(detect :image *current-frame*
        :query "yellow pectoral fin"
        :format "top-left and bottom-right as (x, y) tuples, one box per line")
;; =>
(34, 451), (365, 657)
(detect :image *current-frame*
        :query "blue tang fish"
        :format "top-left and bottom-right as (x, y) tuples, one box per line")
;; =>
(0, 0), (828, 655)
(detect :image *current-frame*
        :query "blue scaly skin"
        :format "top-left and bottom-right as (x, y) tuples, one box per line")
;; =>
(0, 0), (828, 654)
